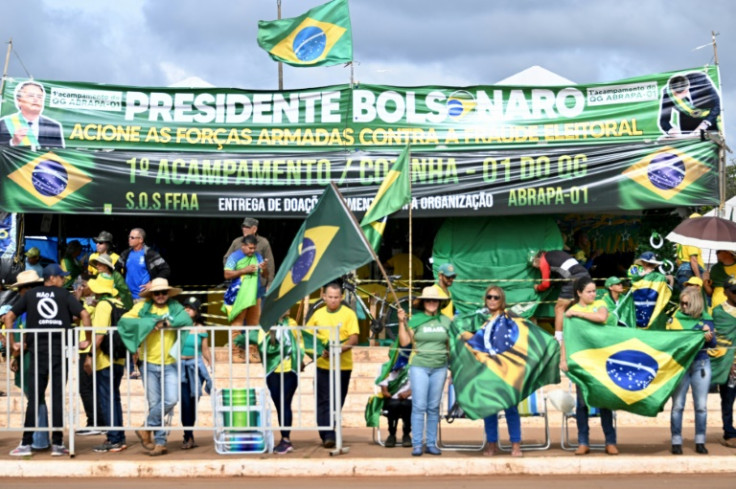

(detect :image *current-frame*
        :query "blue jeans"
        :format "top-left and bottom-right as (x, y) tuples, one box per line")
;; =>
(97, 364), (125, 444)
(671, 358), (711, 444)
(484, 406), (521, 443)
(30, 402), (50, 450)
(719, 381), (736, 440)
(143, 362), (179, 446)
(409, 365), (447, 449)
(576, 386), (616, 445)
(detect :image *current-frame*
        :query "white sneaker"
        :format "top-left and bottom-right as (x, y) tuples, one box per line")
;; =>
(51, 444), (69, 456)
(10, 444), (32, 457)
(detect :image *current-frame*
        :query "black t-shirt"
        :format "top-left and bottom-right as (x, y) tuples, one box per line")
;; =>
(11, 286), (84, 355)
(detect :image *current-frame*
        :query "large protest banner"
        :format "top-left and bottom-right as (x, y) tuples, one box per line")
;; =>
(0, 67), (721, 153)
(0, 139), (718, 217)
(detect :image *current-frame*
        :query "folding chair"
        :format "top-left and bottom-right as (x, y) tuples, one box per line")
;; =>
(498, 388), (551, 451)
(560, 382), (616, 451)
(437, 382), (486, 451)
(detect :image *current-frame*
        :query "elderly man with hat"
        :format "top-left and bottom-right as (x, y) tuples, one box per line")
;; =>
(85, 274), (128, 453)
(88, 231), (119, 277)
(629, 252), (673, 329)
(117, 278), (192, 456)
(223, 217), (275, 292)
(430, 263), (456, 320)
(23, 247), (44, 276)
(90, 253), (133, 310)
(5, 264), (91, 457)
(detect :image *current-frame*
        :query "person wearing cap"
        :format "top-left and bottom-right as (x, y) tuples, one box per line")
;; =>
(713, 278), (736, 448)
(531, 250), (591, 342)
(431, 263), (456, 319)
(397, 286), (451, 456)
(1, 270), (49, 451)
(629, 251), (673, 329)
(88, 231), (120, 277)
(179, 296), (212, 450)
(305, 282), (360, 449)
(667, 287), (716, 455)
(5, 264), (91, 457)
(658, 72), (721, 137)
(86, 274), (128, 453)
(223, 217), (275, 292)
(90, 253), (133, 310)
(24, 247), (44, 276)
(117, 278), (192, 457)
(118, 228), (170, 301)
(601, 276), (634, 328)
(704, 250), (736, 309)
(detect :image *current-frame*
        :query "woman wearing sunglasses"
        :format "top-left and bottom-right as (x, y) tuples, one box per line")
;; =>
(667, 287), (716, 455)
(397, 286), (451, 457)
(563, 277), (618, 455)
(458, 285), (523, 457)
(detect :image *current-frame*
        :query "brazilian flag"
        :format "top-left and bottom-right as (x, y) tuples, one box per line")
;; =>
(449, 311), (560, 420)
(260, 183), (374, 329)
(257, 0), (352, 67)
(1, 148), (94, 213)
(708, 303), (736, 384)
(618, 141), (718, 210)
(565, 318), (704, 417)
(360, 146), (411, 252)
(236, 324), (304, 376)
(630, 272), (672, 329)
(601, 290), (636, 328)
(365, 339), (411, 427)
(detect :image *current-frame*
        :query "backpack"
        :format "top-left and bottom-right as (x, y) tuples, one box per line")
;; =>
(98, 300), (130, 361)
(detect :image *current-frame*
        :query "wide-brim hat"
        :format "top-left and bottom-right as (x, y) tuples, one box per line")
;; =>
(635, 251), (663, 266)
(90, 254), (114, 270)
(93, 231), (113, 243)
(88, 275), (118, 297)
(10, 270), (43, 288)
(140, 277), (182, 298)
(413, 286), (450, 308)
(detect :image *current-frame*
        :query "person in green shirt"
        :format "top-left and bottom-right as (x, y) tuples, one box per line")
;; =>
(398, 286), (451, 457)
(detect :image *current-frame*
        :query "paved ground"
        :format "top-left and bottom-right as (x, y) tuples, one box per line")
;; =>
(0, 425), (735, 478)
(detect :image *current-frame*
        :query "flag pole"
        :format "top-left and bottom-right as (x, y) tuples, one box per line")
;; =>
(0, 38), (12, 101)
(329, 182), (402, 308)
(277, 1), (283, 90)
(407, 148), (413, 317)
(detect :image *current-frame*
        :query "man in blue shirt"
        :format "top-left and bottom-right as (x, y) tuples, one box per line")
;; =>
(117, 228), (170, 301)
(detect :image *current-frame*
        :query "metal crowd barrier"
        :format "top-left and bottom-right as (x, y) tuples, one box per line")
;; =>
(0, 325), (347, 457)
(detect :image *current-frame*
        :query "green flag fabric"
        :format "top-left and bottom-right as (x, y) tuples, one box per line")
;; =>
(630, 271), (673, 329)
(260, 183), (375, 329)
(601, 290), (637, 328)
(257, 0), (352, 67)
(564, 317), (704, 417)
(360, 146), (411, 252)
(708, 303), (736, 384)
(235, 325), (304, 376)
(365, 339), (411, 427)
(222, 253), (261, 322)
(449, 311), (560, 420)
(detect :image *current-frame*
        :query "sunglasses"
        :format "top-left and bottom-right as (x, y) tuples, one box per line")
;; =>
(680, 301), (689, 307)
(153, 291), (168, 296)
(128, 235), (141, 240)
(486, 294), (501, 300)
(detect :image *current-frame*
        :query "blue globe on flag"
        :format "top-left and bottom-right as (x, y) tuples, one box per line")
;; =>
(647, 152), (685, 191)
(606, 349), (658, 391)
(293, 26), (327, 62)
(291, 237), (317, 283)
(31, 160), (68, 197)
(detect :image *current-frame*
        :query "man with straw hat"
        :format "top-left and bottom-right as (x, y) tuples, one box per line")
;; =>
(85, 274), (128, 453)
(117, 278), (192, 456)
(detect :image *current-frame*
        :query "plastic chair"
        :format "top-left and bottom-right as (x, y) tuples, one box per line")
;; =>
(498, 388), (551, 451)
(560, 382), (617, 451)
(436, 382), (486, 451)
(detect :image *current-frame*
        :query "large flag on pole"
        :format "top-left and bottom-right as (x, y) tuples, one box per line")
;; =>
(449, 311), (561, 419)
(260, 182), (374, 329)
(360, 146), (411, 251)
(257, 0), (353, 67)
(564, 318), (704, 416)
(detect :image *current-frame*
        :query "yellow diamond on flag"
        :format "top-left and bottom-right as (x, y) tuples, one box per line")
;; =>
(570, 337), (685, 405)
(622, 146), (710, 201)
(7, 152), (92, 208)
(277, 225), (339, 299)
(269, 18), (347, 65)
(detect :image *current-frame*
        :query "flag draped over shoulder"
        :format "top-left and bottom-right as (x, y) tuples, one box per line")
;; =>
(630, 272), (672, 329)
(708, 303), (736, 384)
(601, 290), (636, 328)
(564, 318), (704, 417)
(365, 339), (411, 427)
(222, 252), (261, 322)
(449, 311), (560, 420)
(360, 146), (411, 251)
(260, 183), (374, 329)
(257, 0), (352, 67)
(235, 325), (303, 376)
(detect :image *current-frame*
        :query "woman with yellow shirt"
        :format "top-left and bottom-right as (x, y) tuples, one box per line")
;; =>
(563, 277), (618, 456)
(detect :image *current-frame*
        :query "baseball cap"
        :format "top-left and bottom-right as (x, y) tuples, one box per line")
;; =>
(604, 276), (622, 288)
(241, 217), (259, 227)
(25, 247), (40, 258)
(684, 277), (703, 287)
(43, 263), (70, 279)
(438, 263), (456, 277)
(183, 296), (202, 311)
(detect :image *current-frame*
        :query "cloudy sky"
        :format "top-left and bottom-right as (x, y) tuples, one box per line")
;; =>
(1, 0), (734, 141)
